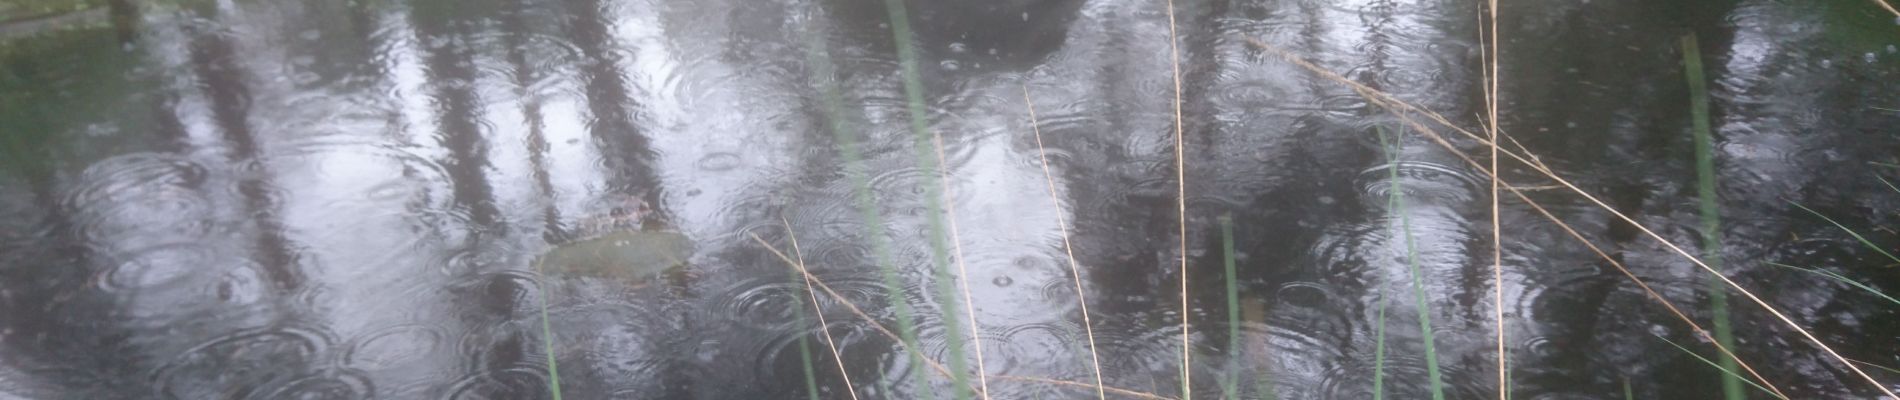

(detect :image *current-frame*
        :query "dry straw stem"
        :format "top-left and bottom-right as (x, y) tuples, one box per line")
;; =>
(1874, 0), (1900, 19)
(1242, 36), (1895, 399)
(1022, 85), (1108, 400)
(748, 233), (1174, 400)
(1233, 37), (1825, 398)
(930, 116), (994, 400)
(780, 217), (860, 400)
(1479, 1), (1508, 398)
(1164, 0), (1193, 397)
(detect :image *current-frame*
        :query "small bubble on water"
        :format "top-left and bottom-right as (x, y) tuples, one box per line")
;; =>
(940, 60), (960, 71)
(1317, 196), (1335, 205)
(948, 42), (968, 53)
(992, 275), (1013, 287)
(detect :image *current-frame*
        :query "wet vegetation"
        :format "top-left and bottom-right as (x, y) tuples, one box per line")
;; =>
(1, 0), (1898, 399)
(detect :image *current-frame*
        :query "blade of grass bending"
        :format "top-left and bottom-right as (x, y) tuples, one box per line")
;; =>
(750, 233), (1176, 400)
(875, 0), (976, 397)
(1654, 335), (1788, 399)
(799, 21), (934, 397)
(1023, 86), (1107, 399)
(1681, 33), (1746, 400)
(784, 216), (860, 400)
(1381, 126), (1447, 400)
(1788, 202), (1900, 265)
(1767, 263), (1900, 306)
(1876, 175), (1900, 194)
(1238, 37), (1849, 399)
(1219, 215), (1240, 400)
(1165, 0), (1193, 397)
(533, 257), (564, 400)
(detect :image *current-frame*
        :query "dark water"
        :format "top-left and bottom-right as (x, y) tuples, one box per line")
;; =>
(1, 0), (1897, 398)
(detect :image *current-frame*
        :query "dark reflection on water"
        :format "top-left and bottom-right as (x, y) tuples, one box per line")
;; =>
(1, 0), (1897, 398)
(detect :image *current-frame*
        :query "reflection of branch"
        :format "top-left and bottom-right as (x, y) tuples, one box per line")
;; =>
(1239, 37), (1821, 400)
(748, 233), (1173, 400)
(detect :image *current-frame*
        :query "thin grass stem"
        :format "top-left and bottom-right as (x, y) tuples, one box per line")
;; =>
(533, 258), (564, 400)
(1165, 0), (1193, 397)
(1241, 36), (1888, 399)
(933, 108), (993, 400)
(753, 234), (961, 386)
(750, 233), (1173, 400)
(1680, 33), (1746, 400)
(1252, 41), (1789, 398)
(783, 216), (860, 400)
(1789, 202), (1900, 265)
(1219, 215), (1240, 400)
(1022, 86), (1107, 399)
(1622, 376), (1633, 400)
(1381, 126), (1446, 400)
(1847, 358), (1900, 375)
(799, 20), (935, 397)
(1872, 0), (1900, 18)
(792, 293), (822, 400)
(1767, 263), (1900, 306)
(876, 0), (975, 396)
(1481, 1), (1508, 398)
(1654, 335), (1788, 399)
(1373, 292), (1388, 400)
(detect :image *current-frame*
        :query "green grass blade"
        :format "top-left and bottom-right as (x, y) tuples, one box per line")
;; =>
(1788, 202), (1900, 265)
(789, 253), (824, 400)
(1851, 359), (1900, 375)
(878, 0), (974, 397)
(533, 259), (564, 400)
(800, 19), (934, 399)
(1875, 175), (1900, 195)
(1219, 215), (1241, 400)
(1768, 263), (1900, 306)
(1622, 376), (1633, 400)
(1380, 125), (1445, 400)
(1654, 335), (1787, 399)
(1373, 292), (1388, 400)
(1681, 33), (1745, 400)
